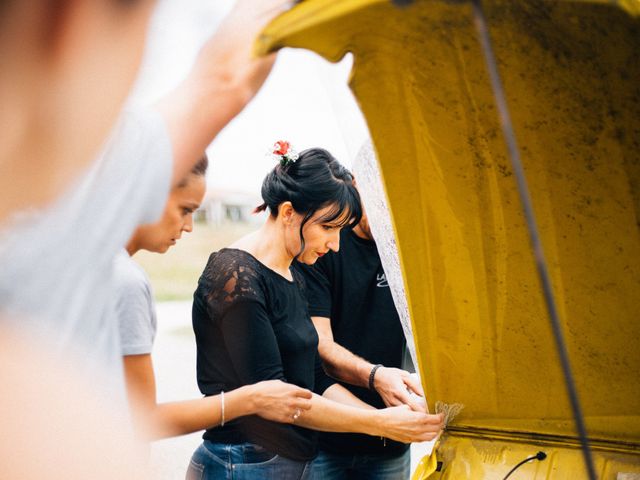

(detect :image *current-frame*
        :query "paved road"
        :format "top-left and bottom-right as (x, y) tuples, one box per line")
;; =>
(150, 302), (203, 480)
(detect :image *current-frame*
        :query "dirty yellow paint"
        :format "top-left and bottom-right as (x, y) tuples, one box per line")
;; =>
(430, 433), (640, 478)
(259, 0), (640, 476)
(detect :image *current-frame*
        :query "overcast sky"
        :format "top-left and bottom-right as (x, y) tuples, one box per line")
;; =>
(130, 0), (370, 194)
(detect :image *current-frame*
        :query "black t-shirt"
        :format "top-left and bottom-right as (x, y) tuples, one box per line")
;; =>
(192, 248), (335, 462)
(295, 229), (409, 456)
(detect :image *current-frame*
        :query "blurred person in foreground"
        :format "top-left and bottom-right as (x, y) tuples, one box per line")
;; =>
(116, 154), (313, 442)
(0, 1), (292, 478)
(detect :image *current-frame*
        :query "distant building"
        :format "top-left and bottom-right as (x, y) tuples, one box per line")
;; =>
(196, 188), (264, 225)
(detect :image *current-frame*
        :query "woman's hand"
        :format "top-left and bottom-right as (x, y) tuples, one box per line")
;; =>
(374, 405), (444, 443)
(248, 380), (313, 423)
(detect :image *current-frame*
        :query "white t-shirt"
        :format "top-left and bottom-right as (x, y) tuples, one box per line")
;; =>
(0, 108), (172, 402)
(114, 250), (157, 356)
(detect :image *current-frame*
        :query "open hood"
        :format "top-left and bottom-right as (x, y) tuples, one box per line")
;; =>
(257, 0), (640, 448)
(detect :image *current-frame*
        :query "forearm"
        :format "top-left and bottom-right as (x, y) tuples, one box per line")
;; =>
(294, 392), (381, 436)
(321, 383), (375, 410)
(319, 339), (374, 389)
(296, 389), (445, 444)
(316, 325), (425, 410)
(155, 61), (250, 186)
(145, 385), (256, 440)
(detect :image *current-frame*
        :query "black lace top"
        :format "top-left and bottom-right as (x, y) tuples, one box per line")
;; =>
(192, 248), (335, 461)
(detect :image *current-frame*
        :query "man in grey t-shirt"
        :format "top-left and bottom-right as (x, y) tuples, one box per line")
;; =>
(0, 108), (172, 402)
(0, 2), (299, 478)
(0, 1), (290, 405)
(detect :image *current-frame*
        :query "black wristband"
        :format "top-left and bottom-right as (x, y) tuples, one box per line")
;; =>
(368, 364), (383, 391)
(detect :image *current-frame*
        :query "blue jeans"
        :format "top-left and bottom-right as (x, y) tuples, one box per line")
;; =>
(186, 441), (312, 480)
(311, 449), (410, 480)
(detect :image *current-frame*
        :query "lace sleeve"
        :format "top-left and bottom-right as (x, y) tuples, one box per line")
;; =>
(199, 249), (267, 319)
(197, 249), (287, 384)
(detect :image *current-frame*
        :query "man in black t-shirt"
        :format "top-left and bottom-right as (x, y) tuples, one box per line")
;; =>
(295, 211), (424, 480)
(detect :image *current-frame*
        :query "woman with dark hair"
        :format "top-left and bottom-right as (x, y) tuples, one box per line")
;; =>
(187, 145), (443, 480)
(116, 155), (312, 442)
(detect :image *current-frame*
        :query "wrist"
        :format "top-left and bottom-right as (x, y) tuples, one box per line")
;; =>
(184, 67), (248, 130)
(347, 405), (382, 437)
(368, 364), (383, 391)
(364, 409), (384, 437)
(233, 384), (258, 416)
(358, 361), (375, 387)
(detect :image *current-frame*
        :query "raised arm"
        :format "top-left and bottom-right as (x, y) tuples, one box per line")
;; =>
(155, 0), (291, 186)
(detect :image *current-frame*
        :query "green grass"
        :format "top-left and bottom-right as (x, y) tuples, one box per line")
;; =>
(134, 221), (255, 302)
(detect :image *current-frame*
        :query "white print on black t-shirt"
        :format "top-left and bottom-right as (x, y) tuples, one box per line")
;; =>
(376, 273), (389, 288)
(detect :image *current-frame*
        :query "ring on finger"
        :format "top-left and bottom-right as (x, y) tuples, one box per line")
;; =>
(292, 408), (301, 421)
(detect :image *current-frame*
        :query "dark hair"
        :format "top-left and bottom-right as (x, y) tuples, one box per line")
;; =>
(176, 153), (208, 188)
(255, 148), (362, 255)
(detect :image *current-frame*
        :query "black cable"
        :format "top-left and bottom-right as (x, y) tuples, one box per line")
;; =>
(503, 452), (547, 480)
(469, 1), (597, 479)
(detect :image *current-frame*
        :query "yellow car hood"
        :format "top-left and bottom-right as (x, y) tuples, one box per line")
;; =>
(258, 0), (640, 448)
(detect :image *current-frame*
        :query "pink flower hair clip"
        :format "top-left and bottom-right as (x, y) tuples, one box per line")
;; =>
(271, 140), (299, 168)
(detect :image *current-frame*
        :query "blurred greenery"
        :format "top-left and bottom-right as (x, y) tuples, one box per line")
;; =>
(134, 221), (255, 302)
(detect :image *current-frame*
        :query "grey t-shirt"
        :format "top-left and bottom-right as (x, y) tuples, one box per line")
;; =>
(0, 108), (172, 401)
(114, 250), (157, 356)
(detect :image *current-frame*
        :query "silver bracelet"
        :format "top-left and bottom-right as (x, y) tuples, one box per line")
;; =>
(220, 390), (225, 427)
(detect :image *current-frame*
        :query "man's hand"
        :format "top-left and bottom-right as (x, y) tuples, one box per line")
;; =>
(373, 367), (426, 411)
